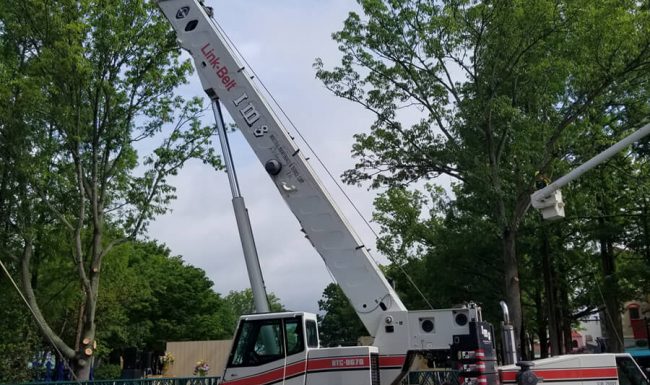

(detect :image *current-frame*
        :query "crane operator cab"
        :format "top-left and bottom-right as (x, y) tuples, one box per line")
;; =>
(222, 312), (381, 385)
(228, 312), (315, 368)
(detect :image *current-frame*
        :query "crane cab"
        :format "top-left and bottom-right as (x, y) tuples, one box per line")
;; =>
(222, 312), (380, 385)
(226, 312), (317, 369)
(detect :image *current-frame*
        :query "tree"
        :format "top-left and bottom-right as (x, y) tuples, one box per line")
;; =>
(560, 125), (650, 352)
(134, 245), (234, 345)
(318, 283), (366, 347)
(315, 0), (650, 352)
(222, 289), (285, 334)
(373, 185), (504, 314)
(96, 241), (234, 352)
(1, 237), (238, 379)
(0, 0), (221, 378)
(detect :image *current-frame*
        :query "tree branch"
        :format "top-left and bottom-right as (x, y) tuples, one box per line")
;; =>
(20, 240), (76, 359)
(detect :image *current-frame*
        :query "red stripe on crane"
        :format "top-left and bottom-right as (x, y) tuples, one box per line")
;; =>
(379, 355), (406, 368)
(500, 367), (618, 383)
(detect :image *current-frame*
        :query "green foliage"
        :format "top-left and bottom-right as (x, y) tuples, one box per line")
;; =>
(93, 364), (122, 380)
(96, 241), (234, 351)
(222, 289), (285, 335)
(317, 0), (650, 351)
(135, 253), (230, 344)
(318, 283), (367, 347)
(0, 280), (40, 383)
(374, 185), (504, 321)
(0, 0), (223, 377)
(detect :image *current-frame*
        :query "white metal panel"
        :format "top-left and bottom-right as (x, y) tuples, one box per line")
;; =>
(499, 354), (620, 385)
(307, 347), (377, 385)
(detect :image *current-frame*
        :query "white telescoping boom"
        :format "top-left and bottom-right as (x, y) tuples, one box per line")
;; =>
(157, 1), (497, 385)
(531, 122), (650, 220)
(160, 0), (407, 337)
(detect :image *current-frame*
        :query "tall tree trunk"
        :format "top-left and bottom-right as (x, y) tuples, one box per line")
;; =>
(554, 265), (566, 354)
(535, 288), (549, 358)
(76, 360), (92, 380)
(541, 225), (561, 356)
(642, 201), (650, 265)
(594, 171), (624, 353)
(503, 228), (524, 358)
(600, 230), (624, 352)
(76, 327), (96, 380)
(20, 241), (76, 361)
(561, 287), (573, 354)
(74, 297), (86, 352)
(520, 327), (531, 361)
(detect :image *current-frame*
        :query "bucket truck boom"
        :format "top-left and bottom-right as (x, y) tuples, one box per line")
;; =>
(531, 122), (650, 220)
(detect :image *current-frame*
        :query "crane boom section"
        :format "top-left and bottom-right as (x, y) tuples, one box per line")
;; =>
(157, 0), (406, 336)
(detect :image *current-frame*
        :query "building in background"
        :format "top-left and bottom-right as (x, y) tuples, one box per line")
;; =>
(623, 299), (650, 348)
(623, 298), (650, 373)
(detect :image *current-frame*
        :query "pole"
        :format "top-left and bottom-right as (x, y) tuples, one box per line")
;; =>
(500, 301), (519, 365)
(211, 99), (270, 313)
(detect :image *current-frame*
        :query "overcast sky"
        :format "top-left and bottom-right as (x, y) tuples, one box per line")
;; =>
(147, 1), (392, 314)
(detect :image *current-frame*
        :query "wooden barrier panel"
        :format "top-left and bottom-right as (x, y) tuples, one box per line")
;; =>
(165, 340), (233, 378)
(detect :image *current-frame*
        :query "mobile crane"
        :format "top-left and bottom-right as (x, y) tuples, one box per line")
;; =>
(157, 1), (495, 384)
(156, 2), (650, 385)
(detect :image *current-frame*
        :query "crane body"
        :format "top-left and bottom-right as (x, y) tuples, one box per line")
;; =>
(156, 2), (649, 385)
(157, 1), (495, 384)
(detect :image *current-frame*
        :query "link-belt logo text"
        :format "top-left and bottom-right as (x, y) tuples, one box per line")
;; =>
(200, 43), (237, 91)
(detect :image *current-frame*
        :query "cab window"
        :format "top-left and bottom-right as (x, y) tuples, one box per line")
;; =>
(306, 320), (319, 348)
(285, 319), (304, 355)
(617, 356), (649, 385)
(229, 319), (284, 367)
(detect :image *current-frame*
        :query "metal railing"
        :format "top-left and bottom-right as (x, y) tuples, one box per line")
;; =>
(3, 377), (221, 385)
(402, 369), (460, 385)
